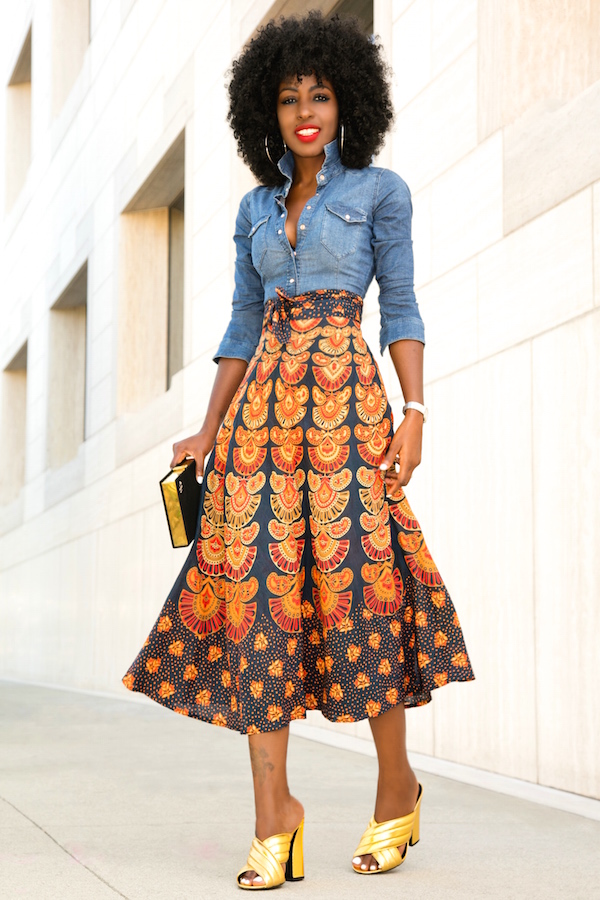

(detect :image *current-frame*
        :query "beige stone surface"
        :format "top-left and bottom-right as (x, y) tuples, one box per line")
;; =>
(392, 45), (478, 193)
(431, 0), (476, 79)
(391, 1), (431, 112)
(430, 131), (503, 279)
(532, 311), (600, 798)
(418, 258), (478, 384)
(429, 344), (537, 781)
(51, 0), (89, 116)
(593, 181), (600, 307)
(504, 79), (600, 234)
(477, 189), (594, 359)
(502, 0), (600, 128)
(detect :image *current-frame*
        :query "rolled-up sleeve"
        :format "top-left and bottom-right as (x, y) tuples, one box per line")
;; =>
(213, 191), (265, 364)
(372, 169), (425, 355)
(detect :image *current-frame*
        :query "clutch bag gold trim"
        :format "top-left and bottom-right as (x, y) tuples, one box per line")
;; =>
(160, 458), (201, 548)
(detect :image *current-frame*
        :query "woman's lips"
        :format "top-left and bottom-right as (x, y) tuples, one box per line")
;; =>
(294, 126), (321, 143)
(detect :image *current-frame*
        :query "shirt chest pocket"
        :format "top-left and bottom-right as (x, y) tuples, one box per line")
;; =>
(248, 214), (271, 269)
(320, 202), (367, 259)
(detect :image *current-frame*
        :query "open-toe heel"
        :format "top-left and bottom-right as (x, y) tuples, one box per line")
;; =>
(352, 783), (423, 874)
(237, 817), (305, 890)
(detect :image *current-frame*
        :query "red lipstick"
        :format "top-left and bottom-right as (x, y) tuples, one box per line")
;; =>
(294, 125), (321, 143)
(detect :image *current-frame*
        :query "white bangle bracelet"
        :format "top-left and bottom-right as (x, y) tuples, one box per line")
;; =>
(402, 401), (428, 423)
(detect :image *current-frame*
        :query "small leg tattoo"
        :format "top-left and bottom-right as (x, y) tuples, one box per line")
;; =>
(249, 744), (275, 785)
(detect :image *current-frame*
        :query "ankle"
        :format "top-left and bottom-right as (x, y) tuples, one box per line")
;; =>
(255, 794), (303, 840)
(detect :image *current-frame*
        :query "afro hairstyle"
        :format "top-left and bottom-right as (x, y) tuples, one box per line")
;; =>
(226, 10), (394, 186)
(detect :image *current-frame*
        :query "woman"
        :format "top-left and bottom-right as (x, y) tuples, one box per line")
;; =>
(123, 11), (474, 889)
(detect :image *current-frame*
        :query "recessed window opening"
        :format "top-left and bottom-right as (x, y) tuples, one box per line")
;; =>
(118, 131), (185, 413)
(0, 342), (28, 505)
(329, 0), (373, 33)
(51, 0), (90, 116)
(5, 26), (32, 213)
(47, 263), (88, 469)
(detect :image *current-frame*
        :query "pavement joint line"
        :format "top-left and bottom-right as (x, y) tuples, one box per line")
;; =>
(0, 793), (130, 899)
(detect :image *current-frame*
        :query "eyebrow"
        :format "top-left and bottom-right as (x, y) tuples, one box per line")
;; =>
(278, 83), (331, 95)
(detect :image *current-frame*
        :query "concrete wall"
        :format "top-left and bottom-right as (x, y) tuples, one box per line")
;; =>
(0, 0), (598, 800)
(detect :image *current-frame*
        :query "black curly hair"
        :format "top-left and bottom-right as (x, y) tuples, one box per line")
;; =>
(226, 10), (394, 187)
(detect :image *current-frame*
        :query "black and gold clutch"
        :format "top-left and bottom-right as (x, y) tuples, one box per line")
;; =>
(159, 458), (202, 548)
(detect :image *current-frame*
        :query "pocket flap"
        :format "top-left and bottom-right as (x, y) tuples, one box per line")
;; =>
(248, 214), (271, 237)
(324, 202), (367, 224)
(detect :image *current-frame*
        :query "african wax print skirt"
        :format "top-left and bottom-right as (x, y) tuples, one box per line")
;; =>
(122, 288), (475, 733)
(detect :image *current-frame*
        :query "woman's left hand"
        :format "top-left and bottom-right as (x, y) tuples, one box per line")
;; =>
(379, 409), (423, 495)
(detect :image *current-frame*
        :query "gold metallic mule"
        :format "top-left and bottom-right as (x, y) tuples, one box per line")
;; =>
(352, 783), (423, 874)
(237, 818), (304, 890)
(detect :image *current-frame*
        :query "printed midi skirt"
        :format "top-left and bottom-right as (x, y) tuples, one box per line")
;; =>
(122, 288), (475, 733)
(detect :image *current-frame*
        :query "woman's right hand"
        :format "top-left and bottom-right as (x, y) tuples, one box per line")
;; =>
(170, 427), (217, 482)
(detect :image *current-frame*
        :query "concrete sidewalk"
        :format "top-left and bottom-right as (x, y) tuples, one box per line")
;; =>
(0, 682), (598, 900)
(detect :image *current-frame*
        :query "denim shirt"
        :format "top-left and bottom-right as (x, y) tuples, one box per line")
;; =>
(214, 138), (425, 363)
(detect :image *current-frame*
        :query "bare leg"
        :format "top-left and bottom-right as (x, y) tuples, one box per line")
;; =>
(239, 725), (304, 887)
(352, 705), (420, 872)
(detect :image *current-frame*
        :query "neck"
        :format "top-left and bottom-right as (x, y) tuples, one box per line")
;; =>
(291, 151), (325, 188)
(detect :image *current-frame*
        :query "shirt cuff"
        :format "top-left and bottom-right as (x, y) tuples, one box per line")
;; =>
(213, 335), (259, 364)
(380, 317), (425, 355)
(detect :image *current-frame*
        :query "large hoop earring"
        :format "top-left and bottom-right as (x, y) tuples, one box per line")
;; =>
(338, 122), (345, 158)
(265, 134), (287, 166)
(264, 133), (276, 166)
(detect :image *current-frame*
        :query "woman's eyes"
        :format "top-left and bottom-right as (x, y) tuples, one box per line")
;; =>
(280, 94), (330, 104)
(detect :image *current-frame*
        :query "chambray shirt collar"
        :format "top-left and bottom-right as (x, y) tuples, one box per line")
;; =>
(276, 137), (343, 195)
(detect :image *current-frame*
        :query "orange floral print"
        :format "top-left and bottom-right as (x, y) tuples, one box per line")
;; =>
(239, 656), (248, 672)
(287, 637), (298, 655)
(453, 612), (461, 627)
(368, 632), (381, 649)
(434, 672), (448, 687)
(221, 670), (231, 687)
(451, 651), (468, 667)
(397, 647), (405, 663)
(159, 681), (175, 698)
(291, 705), (306, 720)
(143, 637), (150, 647)
(322, 689), (328, 704)
(195, 689), (211, 706)
(231, 696), (238, 712)
(268, 659), (284, 677)
(378, 658), (391, 676)
(386, 687), (399, 704)
(308, 629), (321, 645)
(250, 680), (264, 698)
(404, 607), (413, 623)
(324, 655), (334, 672)
(174, 707), (189, 716)
(207, 645), (222, 662)
(301, 601), (314, 619)
(285, 680), (295, 698)
(305, 693), (318, 709)
(183, 664), (198, 680)
(157, 616), (172, 633)
(316, 657), (326, 675)
(362, 609), (373, 620)
(434, 630), (448, 648)
(432, 591), (446, 608)
(122, 674), (134, 690)
(389, 620), (401, 637)
(415, 610), (427, 627)
(417, 651), (431, 668)
(247, 724), (260, 735)
(329, 683), (343, 701)
(146, 657), (161, 674)
(267, 704), (283, 722)
(354, 672), (370, 689)
(347, 644), (361, 662)
(365, 700), (381, 716)
(298, 662), (307, 681)
(254, 632), (268, 651)
(338, 616), (354, 633)
(337, 713), (355, 722)
(212, 713), (227, 727)
(168, 640), (184, 657)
